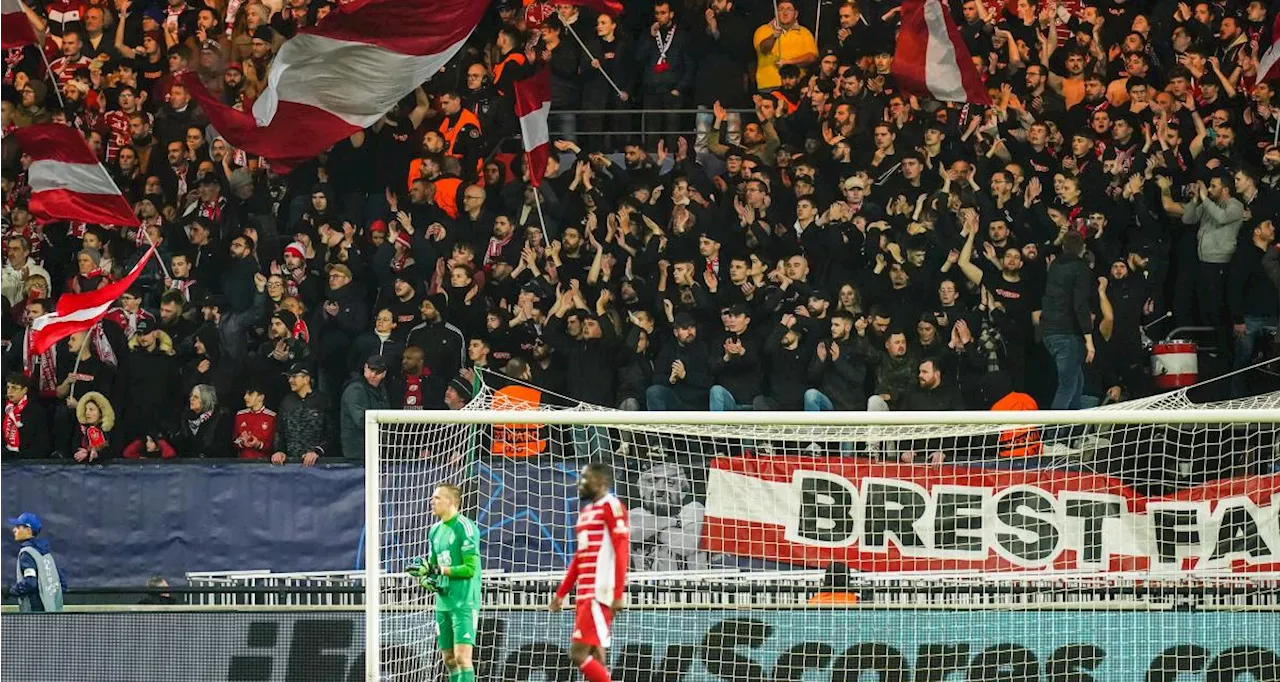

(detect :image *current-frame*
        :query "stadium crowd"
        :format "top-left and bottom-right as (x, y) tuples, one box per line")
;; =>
(2, 0), (1279, 462)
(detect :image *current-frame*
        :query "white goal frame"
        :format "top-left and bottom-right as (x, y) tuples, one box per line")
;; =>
(362, 407), (1280, 681)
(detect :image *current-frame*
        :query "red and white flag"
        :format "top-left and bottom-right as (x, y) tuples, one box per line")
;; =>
(514, 67), (551, 189)
(1, 0), (38, 49)
(1258, 14), (1280, 84)
(15, 124), (140, 227)
(183, 0), (485, 172)
(562, 0), (623, 15)
(30, 246), (157, 354)
(892, 0), (992, 105)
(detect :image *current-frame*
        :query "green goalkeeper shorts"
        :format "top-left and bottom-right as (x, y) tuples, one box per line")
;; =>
(436, 608), (478, 650)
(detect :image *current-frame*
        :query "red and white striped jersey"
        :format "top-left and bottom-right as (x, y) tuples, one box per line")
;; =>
(556, 493), (630, 605)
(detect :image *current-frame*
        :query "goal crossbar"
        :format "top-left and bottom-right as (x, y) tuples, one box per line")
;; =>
(365, 408), (1280, 427)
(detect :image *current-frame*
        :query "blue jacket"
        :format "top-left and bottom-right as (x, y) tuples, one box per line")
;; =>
(11, 538), (67, 612)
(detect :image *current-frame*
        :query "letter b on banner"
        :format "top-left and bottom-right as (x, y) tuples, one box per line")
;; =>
(794, 473), (860, 545)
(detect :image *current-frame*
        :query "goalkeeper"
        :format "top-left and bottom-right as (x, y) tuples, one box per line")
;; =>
(408, 484), (482, 682)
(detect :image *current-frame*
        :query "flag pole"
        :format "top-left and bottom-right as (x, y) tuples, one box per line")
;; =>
(527, 153), (548, 230)
(142, 232), (172, 281)
(815, 0), (822, 43)
(67, 323), (92, 400)
(36, 47), (67, 110)
(565, 23), (625, 100)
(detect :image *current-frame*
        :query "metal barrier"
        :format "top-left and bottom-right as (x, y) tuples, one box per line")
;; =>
(542, 107), (754, 138)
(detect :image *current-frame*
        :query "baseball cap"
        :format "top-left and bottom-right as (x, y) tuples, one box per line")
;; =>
(725, 303), (750, 317)
(134, 318), (156, 335)
(286, 362), (311, 377)
(673, 312), (698, 329)
(366, 354), (388, 374)
(8, 512), (42, 535)
(843, 177), (866, 191)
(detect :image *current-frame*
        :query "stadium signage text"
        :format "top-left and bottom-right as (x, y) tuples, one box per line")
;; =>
(702, 457), (1280, 571)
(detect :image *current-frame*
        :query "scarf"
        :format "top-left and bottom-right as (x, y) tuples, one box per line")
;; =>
(653, 24), (675, 73)
(188, 409), (214, 435)
(292, 319), (310, 343)
(198, 197), (224, 223)
(81, 424), (106, 451)
(171, 276), (196, 300)
(485, 232), (513, 266)
(391, 248), (414, 272)
(4, 395), (27, 451)
(23, 330), (57, 397)
(134, 216), (163, 247)
(91, 325), (118, 368)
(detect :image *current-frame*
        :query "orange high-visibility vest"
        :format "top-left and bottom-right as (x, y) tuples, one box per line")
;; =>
(992, 392), (1043, 457)
(491, 384), (547, 457)
(493, 51), (527, 95)
(438, 109), (482, 158)
(432, 176), (462, 219)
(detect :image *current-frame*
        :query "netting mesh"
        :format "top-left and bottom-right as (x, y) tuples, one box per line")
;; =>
(371, 380), (1280, 682)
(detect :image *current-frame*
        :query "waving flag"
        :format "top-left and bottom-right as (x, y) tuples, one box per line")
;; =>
(514, 67), (551, 188)
(15, 124), (140, 227)
(183, 0), (486, 171)
(1259, 14), (1280, 83)
(892, 0), (992, 105)
(31, 246), (156, 354)
(1, 0), (38, 49)
(562, 0), (623, 15)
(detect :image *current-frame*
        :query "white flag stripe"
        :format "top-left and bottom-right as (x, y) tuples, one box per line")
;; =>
(1259, 43), (1280, 84)
(921, 0), (967, 103)
(29, 300), (114, 332)
(253, 33), (470, 129)
(28, 159), (127, 197)
(518, 102), (551, 151)
(705, 468), (797, 525)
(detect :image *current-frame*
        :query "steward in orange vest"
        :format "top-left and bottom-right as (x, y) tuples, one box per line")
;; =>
(437, 92), (483, 176)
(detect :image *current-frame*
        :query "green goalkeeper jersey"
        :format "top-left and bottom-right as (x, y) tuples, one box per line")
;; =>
(427, 514), (482, 612)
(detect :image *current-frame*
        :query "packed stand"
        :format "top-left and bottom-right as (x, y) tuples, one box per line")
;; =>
(2, 0), (1279, 464)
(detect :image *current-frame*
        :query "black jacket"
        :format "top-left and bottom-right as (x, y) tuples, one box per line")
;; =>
(4, 397), (49, 458)
(1039, 252), (1094, 337)
(709, 323), (766, 403)
(169, 409), (233, 458)
(652, 336), (713, 408)
(546, 316), (619, 407)
(807, 336), (870, 410)
(763, 325), (814, 410)
(405, 317), (466, 402)
(1228, 242), (1280, 323)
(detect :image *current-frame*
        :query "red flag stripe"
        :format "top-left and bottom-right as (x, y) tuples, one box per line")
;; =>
(1, 0), (38, 49)
(28, 188), (138, 228)
(13, 126), (100, 165)
(562, 0), (623, 16)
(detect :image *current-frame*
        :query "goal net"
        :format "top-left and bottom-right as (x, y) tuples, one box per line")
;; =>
(365, 380), (1280, 682)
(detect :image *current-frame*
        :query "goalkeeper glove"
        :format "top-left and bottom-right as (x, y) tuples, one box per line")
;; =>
(408, 557), (440, 576)
(417, 574), (443, 594)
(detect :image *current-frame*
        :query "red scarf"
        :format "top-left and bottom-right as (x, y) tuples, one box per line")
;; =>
(4, 395), (27, 451)
(23, 330), (57, 398)
(198, 198), (223, 223)
(485, 233), (513, 266)
(292, 319), (310, 343)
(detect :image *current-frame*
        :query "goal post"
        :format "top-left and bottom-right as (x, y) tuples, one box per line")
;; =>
(364, 400), (1280, 682)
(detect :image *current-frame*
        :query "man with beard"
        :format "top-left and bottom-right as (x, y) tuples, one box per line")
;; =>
(254, 309), (311, 377)
(956, 211), (1035, 389)
(221, 62), (248, 108)
(627, 461), (726, 570)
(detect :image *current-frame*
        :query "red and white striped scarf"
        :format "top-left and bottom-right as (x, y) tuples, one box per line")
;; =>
(4, 395), (27, 451)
